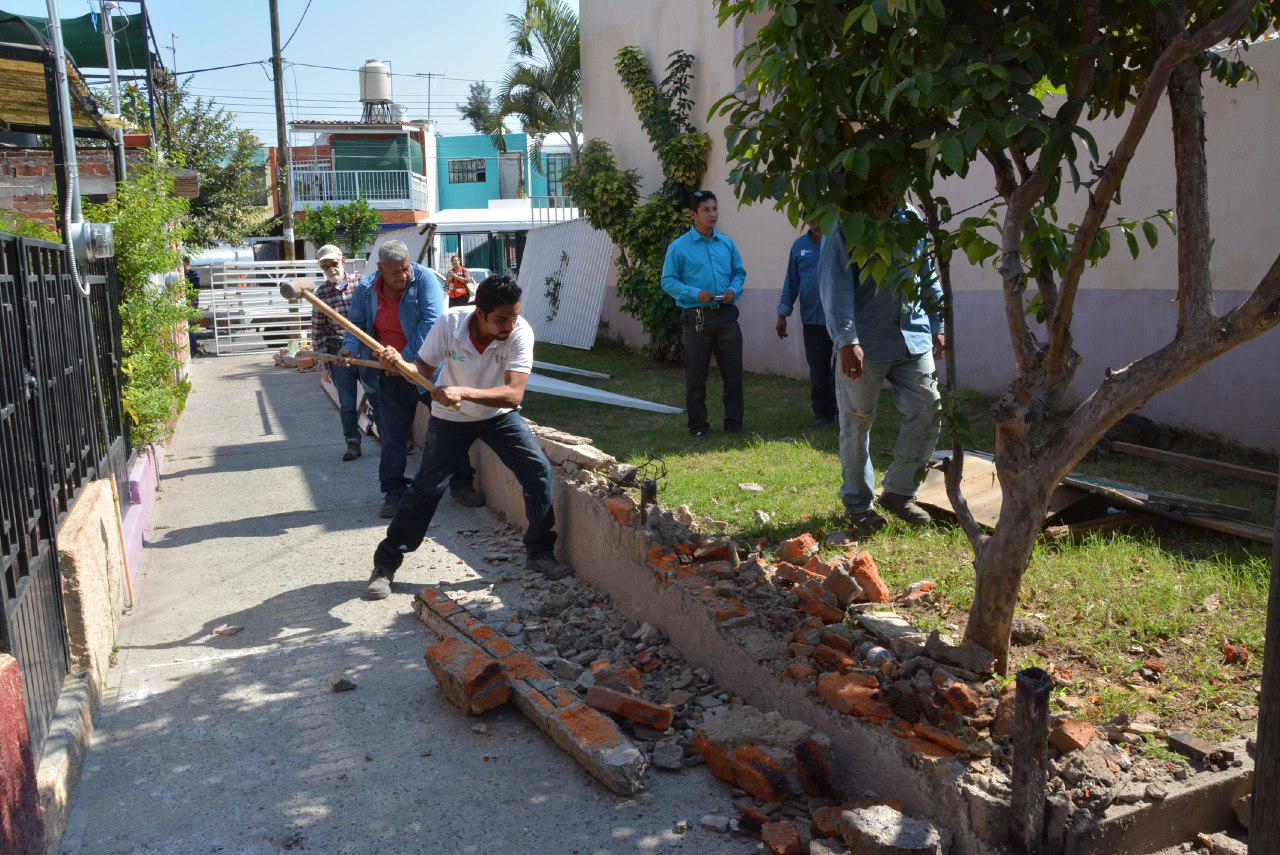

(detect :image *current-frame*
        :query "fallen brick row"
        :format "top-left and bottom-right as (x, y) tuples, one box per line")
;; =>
(415, 587), (647, 794)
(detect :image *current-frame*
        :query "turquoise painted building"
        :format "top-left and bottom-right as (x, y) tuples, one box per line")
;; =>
(435, 133), (573, 210)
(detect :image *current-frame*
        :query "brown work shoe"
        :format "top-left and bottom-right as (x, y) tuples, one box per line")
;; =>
(342, 441), (361, 462)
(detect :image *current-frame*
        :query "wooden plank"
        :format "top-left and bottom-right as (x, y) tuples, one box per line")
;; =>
(1061, 470), (1253, 520)
(916, 454), (1088, 531)
(1109, 441), (1278, 487)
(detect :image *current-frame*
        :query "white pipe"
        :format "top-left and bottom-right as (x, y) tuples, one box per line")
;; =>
(46, 0), (83, 224)
(101, 1), (125, 180)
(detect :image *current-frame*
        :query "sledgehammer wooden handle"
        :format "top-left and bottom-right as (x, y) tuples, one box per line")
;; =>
(281, 278), (434, 392)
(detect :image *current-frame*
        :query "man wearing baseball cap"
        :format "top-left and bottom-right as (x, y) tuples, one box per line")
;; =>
(312, 244), (371, 461)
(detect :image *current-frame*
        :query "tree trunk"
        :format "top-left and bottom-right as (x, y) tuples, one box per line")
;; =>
(964, 478), (1052, 672)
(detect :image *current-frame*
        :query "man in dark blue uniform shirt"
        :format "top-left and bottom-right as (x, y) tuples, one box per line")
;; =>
(776, 223), (835, 426)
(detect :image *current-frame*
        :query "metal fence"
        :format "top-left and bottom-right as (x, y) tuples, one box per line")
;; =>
(0, 233), (127, 756)
(531, 195), (580, 228)
(291, 168), (430, 211)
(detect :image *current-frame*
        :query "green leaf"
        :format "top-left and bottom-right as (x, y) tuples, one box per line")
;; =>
(863, 6), (879, 33)
(843, 6), (866, 33)
(780, 4), (797, 26)
(1125, 228), (1140, 260)
(941, 137), (964, 173)
(1142, 220), (1159, 248)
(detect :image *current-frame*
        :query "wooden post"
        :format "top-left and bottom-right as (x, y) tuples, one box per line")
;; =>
(1010, 666), (1053, 852)
(1249, 474), (1280, 853)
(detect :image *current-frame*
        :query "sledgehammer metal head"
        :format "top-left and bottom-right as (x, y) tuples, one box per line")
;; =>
(280, 278), (315, 301)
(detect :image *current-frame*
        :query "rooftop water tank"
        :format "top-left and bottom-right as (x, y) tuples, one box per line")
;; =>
(359, 59), (393, 105)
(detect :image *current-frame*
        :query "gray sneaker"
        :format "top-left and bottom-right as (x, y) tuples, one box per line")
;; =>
(877, 492), (932, 525)
(527, 554), (572, 581)
(363, 570), (393, 600)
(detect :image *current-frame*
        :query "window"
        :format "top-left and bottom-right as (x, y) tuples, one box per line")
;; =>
(545, 153), (571, 197)
(448, 158), (486, 184)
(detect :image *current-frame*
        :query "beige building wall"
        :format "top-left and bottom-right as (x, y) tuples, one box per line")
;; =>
(581, 1), (1280, 450)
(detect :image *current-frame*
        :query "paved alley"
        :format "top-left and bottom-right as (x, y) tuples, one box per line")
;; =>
(61, 354), (745, 855)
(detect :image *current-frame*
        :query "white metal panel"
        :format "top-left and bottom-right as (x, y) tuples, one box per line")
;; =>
(201, 260), (326, 355)
(516, 219), (617, 350)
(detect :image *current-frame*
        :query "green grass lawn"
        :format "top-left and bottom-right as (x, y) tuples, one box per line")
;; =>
(522, 339), (1276, 742)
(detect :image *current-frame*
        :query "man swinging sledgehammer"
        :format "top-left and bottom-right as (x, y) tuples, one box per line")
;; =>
(363, 275), (571, 600)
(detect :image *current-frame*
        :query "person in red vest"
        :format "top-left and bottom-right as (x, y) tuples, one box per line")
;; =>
(444, 255), (475, 308)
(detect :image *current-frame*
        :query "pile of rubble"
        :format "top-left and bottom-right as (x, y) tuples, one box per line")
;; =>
(272, 347), (316, 370)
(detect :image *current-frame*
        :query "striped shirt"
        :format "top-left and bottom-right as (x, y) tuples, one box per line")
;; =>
(310, 273), (361, 354)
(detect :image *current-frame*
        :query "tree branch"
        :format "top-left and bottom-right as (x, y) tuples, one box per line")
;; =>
(1158, 6), (1216, 336)
(1045, 0), (1256, 381)
(1034, 250), (1280, 485)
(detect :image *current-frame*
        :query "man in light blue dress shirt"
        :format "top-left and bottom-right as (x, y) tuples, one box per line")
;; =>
(661, 190), (747, 437)
(819, 207), (945, 531)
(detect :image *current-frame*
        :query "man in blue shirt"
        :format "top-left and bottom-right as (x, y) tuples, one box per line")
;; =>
(776, 223), (836, 426)
(660, 190), (747, 437)
(818, 208), (945, 531)
(339, 240), (482, 517)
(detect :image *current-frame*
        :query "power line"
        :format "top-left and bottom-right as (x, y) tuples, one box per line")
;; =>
(287, 61), (497, 85)
(280, 0), (314, 52)
(175, 59), (269, 75)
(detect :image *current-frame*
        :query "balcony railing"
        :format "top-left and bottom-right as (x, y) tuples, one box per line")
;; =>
(290, 168), (429, 211)
(531, 195), (580, 228)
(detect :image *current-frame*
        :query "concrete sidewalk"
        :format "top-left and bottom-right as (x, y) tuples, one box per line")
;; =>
(62, 354), (744, 855)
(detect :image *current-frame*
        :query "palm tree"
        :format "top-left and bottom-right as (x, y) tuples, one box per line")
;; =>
(496, 0), (582, 169)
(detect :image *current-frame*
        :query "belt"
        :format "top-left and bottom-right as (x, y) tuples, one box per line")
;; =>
(685, 303), (723, 311)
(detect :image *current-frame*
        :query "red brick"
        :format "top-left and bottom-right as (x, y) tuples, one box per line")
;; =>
(712, 597), (748, 622)
(423, 636), (510, 715)
(943, 682), (982, 716)
(811, 805), (842, 838)
(773, 562), (805, 585)
(691, 730), (735, 782)
(812, 644), (859, 674)
(908, 736), (961, 760)
(846, 550), (890, 603)
(792, 628), (821, 646)
(585, 685), (674, 730)
(603, 495), (638, 525)
(1050, 718), (1096, 753)
(993, 686), (1017, 737)
(803, 555), (837, 578)
(794, 586), (845, 624)
(501, 651), (550, 682)
(779, 533), (819, 563)
(664, 690), (693, 708)
(761, 821), (801, 855)
(821, 568), (861, 604)
(589, 659), (643, 696)
(784, 661), (817, 683)
(818, 630), (854, 653)
(694, 542), (733, 561)
(816, 673), (891, 721)
(648, 545), (680, 570)
(902, 580), (936, 603)
(795, 737), (835, 796)
(732, 744), (794, 802)
(480, 635), (515, 658)
(788, 642), (816, 659)
(913, 722), (968, 755)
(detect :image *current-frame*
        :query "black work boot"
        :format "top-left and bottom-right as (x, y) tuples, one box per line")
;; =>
(845, 506), (886, 535)
(342, 441), (361, 462)
(363, 568), (394, 601)
(380, 494), (402, 519)
(450, 481), (486, 508)
(877, 492), (933, 526)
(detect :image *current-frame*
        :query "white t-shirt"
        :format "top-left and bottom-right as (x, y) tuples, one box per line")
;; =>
(418, 306), (535, 422)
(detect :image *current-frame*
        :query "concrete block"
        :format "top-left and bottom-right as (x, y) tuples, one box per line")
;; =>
(0, 655), (42, 853)
(56, 480), (127, 693)
(36, 674), (97, 855)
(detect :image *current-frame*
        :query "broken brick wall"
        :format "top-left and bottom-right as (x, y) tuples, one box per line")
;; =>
(0, 147), (145, 228)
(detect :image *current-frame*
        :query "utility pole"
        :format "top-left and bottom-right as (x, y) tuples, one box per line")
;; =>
(269, 0), (295, 260)
(1250, 472), (1280, 854)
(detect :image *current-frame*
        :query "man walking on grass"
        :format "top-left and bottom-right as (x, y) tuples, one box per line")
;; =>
(819, 205), (945, 533)
(340, 241), (486, 518)
(776, 223), (837, 427)
(661, 190), (747, 438)
(363, 275), (569, 600)
(312, 244), (369, 462)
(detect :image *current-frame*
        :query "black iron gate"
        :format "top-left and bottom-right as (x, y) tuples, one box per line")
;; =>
(0, 234), (126, 755)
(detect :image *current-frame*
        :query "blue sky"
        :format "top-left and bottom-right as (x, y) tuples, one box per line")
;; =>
(2, 0), (578, 141)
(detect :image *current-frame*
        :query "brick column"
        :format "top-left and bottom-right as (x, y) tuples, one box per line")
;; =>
(0, 654), (43, 852)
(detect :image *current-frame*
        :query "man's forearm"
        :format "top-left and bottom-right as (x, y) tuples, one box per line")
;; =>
(455, 385), (524, 408)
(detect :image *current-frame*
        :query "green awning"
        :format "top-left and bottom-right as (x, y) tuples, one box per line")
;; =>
(333, 136), (424, 173)
(0, 10), (151, 70)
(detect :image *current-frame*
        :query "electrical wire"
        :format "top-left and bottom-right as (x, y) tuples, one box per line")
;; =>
(280, 0), (314, 52)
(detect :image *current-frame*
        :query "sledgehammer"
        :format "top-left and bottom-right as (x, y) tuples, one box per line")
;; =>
(279, 278), (436, 393)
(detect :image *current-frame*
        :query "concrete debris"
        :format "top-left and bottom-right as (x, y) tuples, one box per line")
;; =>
(761, 820), (802, 855)
(839, 804), (950, 855)
(1049, 718), (1096, 753)
(924, 631), (996, 677)
(691, 705), (834, 802)
(1234, 792), (1251, 829)
(698, 814), (731, 833)
(673, 818), (689, 834)
(652, 739), (684, 770)
(755, 509), (773, 524)
(330, 669), (357, 692)
(1010, 616), (1050, 644)
(739, 482), (765, 492)
(211, 624), (244, 637)
(1166, 730), (1216, 763)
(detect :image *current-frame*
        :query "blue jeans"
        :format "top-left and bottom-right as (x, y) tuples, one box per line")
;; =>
(836, 350), (941, 512)
(374, 411), (556, 574)
(376, 374), (418, 499)
(330, 363), (362, 444)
